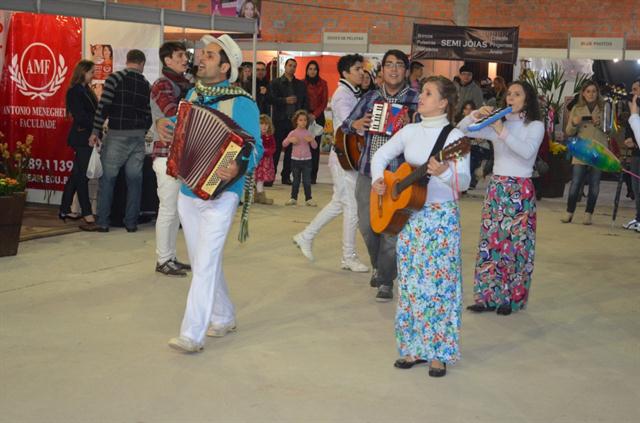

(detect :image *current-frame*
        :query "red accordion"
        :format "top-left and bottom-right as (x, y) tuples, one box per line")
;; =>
(167, 101), (255, 200)
(368, 101), (409, 136)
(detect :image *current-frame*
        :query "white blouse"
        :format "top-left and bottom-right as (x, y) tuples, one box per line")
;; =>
(458, 111), (545, 178)
(371, 115), (471, 205)
(630, 114), (640, 147)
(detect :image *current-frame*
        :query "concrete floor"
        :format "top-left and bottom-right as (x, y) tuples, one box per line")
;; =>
(1, 175), (639, 422)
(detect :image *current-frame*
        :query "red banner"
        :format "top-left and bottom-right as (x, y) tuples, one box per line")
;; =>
(0, 13), (82, 191)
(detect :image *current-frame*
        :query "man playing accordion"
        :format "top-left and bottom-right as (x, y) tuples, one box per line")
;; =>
(158, 34), (263, 353)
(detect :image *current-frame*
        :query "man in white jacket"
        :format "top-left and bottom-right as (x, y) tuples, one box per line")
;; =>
(293, 54), (369, 272)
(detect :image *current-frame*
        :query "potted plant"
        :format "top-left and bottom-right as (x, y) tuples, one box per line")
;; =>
(0, 132), (33, 257)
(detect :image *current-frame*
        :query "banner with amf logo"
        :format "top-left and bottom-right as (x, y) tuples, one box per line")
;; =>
(0, 13), (81, 192)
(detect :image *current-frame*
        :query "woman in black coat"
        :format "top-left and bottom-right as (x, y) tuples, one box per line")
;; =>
(59, 60), (98, 225)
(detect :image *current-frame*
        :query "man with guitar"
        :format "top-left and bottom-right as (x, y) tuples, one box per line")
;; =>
(341, 50), (420, 302)
(293, 54), (369, 272)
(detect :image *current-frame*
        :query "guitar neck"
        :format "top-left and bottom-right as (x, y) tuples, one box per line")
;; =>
(395, 151), (442, 194)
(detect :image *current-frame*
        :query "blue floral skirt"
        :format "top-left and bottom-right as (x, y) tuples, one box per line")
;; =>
(395, 201), (462, 364)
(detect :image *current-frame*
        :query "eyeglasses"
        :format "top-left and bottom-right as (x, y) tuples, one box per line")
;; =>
(383, 62), (406, 70)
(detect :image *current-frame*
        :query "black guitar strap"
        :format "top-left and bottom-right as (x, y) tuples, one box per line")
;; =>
(430, 124), (454, 160)
(421, 124), (454, 184)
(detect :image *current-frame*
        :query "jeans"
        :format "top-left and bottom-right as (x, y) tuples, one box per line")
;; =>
(290, 159), (312, 201)
(355, 173), (397, 287)
(60, 146), (92, 217)
(153, 157), (182, 264)
(96, 133), (145, 228)
(566, 164), (602, 214)
(630, 156), (640, 220)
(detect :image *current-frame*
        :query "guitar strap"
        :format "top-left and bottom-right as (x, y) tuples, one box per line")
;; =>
(421, 124), (454, 184)
(430, 124), (454, 160)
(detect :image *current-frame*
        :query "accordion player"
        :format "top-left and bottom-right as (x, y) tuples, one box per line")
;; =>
(167, 100), (256, 200)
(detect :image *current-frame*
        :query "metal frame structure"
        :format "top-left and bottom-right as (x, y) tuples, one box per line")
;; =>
(1, 0), (259, 95)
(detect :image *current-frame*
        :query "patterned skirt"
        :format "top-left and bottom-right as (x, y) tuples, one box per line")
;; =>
(395, 202), (462, 364)
(473, 175), (537, 311)
(254, 155), (275, 182)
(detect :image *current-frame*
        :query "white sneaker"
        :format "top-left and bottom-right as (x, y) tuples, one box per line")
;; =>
(293, 232), (314, 261)
(168, 336), (203, 353)
(623, 219), (639, 230)
(341, 255), (369, 272)
(206, 321), (237, 337)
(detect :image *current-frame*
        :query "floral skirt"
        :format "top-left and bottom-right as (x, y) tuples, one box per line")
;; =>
(254, 156), (275, 182)
(395, 202), (462, 364)
(473, 175), (536, 311)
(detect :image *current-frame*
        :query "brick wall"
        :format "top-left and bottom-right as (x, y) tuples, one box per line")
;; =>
(468, 0), (640, 49)
(117, 0), (640, 49)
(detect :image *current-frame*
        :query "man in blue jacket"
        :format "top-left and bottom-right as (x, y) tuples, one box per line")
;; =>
(159, 35), (263, 353)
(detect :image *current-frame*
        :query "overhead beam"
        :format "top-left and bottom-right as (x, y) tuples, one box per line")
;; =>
(0, 0), (256, 34)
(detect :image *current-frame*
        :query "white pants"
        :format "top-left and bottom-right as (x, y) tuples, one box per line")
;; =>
(301, 150), (359, 258)
(177, 191), (238, 344)
(153, 158), (182, 264)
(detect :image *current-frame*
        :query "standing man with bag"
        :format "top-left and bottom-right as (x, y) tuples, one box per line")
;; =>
(150, 41), (193, 277)
(81, 49), (152, 233)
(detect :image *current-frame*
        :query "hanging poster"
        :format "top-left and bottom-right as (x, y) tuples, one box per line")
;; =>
(211, 0), (262, 37)
(0, 13), (82, 193)
(411, 24), (519, 64)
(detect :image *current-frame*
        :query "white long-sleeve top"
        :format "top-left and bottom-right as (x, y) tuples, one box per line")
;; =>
(458, 111), (545, 178)
(371, 115), (471, 205)
(330, 79), (360, 133)
(630, 114), (640, 147)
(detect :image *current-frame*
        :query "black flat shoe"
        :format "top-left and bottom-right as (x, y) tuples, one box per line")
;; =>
(394, 358), (428, 369)
(466, 303), (496, 313)
(496, 305), (512, 316)
(428, 363), (447, 378)
(58, 212), (82, 222)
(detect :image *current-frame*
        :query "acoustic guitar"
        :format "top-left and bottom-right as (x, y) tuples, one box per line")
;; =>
(334, 128), (366, 171)
(370, 137), (471, 235)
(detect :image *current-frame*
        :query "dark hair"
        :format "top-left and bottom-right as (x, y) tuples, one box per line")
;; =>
(409, 61), (424, 73)
(103, 45), (113, 59)
(382, 49), (409, 69)
(305, 60), (320, 84)
(67, 60), (97, 111)
(159, 41), (186, 67)
(455, 100), (476, 123)
(423, 75), (458, 123)
(218, 48), (232, 80)
(509, 80), (541, 123)
(285, 58), (297, 67)
(257, 61), (266, 67)
(126, 49), (146, 65)
(337, 54), (364, 79)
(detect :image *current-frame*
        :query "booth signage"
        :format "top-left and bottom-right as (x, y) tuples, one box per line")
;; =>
(411, 24), (519, 64)
(569, 37), (624, 50)
(0, 13), (82, 191)
(322, 32), (368, 46)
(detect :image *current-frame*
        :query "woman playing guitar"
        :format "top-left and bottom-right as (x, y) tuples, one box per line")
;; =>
(458, 81), (544, 317)
(371, 76), (470, 378)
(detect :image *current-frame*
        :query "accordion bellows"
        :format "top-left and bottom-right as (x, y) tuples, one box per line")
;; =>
(167, 101), (255, 200)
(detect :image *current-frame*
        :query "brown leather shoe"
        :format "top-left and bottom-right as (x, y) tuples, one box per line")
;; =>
(79, 223), (108, 232)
